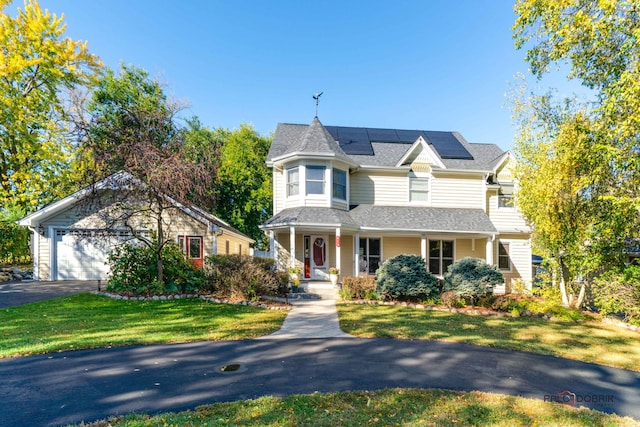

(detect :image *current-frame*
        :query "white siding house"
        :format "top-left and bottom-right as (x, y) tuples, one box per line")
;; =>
(261, 118), (532, 291)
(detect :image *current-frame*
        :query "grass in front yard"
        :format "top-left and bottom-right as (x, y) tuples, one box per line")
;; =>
(0, 294), (287, 358)
(337, 304), (640, 372)
(81, 389), (638, 426)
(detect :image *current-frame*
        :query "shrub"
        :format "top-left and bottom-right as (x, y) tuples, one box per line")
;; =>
(374, 254), (439, 302)
(440, 291), (465, 308)
(0, 207), (31, 266)
(592, 265), (640, 325)
(204, 255), (284, 301)
(443, 257), (503, 305)
(106, 242), (202, 295)
(341, 276), (376, 300)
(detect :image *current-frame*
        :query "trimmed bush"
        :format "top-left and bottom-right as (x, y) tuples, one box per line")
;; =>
(374, 254), (439, 302)
(107, 242), (203, 295)
(440, 290), (465, 308)
(203, 255), (286, 301)
(340, 276), (377, 300)
(443, 257), (503, 305)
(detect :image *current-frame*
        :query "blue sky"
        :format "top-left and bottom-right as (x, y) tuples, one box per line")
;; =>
(20, 1), (586, 150)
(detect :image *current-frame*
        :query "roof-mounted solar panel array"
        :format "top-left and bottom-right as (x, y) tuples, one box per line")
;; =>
(324, 126), (474, 159)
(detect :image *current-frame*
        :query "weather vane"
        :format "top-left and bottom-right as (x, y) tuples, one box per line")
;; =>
(313, 92), (323, 117)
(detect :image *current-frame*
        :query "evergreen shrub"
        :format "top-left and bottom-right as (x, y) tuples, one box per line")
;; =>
(374, 254), (439, 302)
(443, 257), (503, 305)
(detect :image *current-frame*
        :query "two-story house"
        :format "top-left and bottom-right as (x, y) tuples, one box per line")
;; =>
(261, 118), (531, 292)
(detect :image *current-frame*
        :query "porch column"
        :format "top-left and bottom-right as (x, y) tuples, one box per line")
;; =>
(421, 235), (427, 261)
(486, 235), (494, 265)
(335, 227), (341, 272)
(354, 233), (360, 276)
(289, 226), (296, 268)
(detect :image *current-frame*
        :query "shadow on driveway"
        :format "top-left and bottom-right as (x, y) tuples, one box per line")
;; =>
(0, 281), (100, 308)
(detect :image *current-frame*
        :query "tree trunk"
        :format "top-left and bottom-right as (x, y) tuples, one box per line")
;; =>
(558, 256), (570, 307)
(575, 282), (586, 308)
(156, 213), (164, 285)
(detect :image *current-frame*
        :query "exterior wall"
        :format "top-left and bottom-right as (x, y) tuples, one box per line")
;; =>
(455, 238), (486, 260)
(350, 170), (408, 205)
(339, 234), (353, 278)
(430, 173), (485, 209)
(497, 234), (533, 291)
(383, 236), (421, 259)
(487, 195), (530, 232)
(273, 169), (285, 215)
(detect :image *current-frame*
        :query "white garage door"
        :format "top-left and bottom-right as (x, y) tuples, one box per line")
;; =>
(54, 229), (119, 280)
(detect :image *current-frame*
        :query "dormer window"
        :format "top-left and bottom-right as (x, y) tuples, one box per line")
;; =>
(333, 168), (347, 200)
(286, 167), (299, 197)
(306, 166), (325, 195)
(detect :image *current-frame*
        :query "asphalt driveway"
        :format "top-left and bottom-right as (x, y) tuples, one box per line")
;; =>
(1, 338), (639, 426)
(0, 280), (100, 308)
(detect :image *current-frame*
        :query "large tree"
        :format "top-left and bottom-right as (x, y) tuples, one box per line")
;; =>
(512, 0), (640, 306)
(184, 122), (272, 248)
(77, 64), (216, 284)
(0, 0), (101, 210)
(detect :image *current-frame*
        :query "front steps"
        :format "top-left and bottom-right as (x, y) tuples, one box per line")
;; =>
(288, 281), (339, 300)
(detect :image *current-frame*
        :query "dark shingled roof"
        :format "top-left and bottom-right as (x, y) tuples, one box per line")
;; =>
(349, 205), (497, 234)
(262, 207), (359, 228)
(268, 122), (507, 171)
(262, 205), (496, 234)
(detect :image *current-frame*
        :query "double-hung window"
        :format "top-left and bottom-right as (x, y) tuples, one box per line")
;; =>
(333, 168), (347, 200)
(498, 184), (514, 208)
(429, 240), (454, 275)
(286, 167), (299, 197)
(410, 176), (429, 203)
(306, 166), (325, 195)
(498, 242), (511, 271)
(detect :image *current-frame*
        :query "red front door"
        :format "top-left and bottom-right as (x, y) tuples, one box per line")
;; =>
(179, 235), (204, 268)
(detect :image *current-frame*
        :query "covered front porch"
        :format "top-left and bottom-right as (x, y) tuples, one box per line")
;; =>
(268, 227), (497, 282)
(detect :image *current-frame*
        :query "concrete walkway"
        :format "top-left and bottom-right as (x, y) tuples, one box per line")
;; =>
(261, 298), (355, 339)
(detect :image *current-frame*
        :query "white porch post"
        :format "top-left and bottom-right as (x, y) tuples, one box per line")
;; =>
(421, 235), (427, 261)
(289, 226), (296, 268)
(335, 227), (341, 272)
(354, 233), (360, 276)
(486, 235), (495, 265)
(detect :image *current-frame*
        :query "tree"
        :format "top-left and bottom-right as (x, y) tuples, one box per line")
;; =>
(184, 122), (272, 248)
(512, 0), (640, 307)
(77, 64), (216, 285)
(0, 0), (101, 210)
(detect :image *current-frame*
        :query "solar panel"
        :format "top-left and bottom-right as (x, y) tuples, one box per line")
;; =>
(394, 129), (425, 143)
(325, 126), (474, 159)
(423, 131), (474, 159)
(366, 128), (399, 143)
(329, 127), (374, 155)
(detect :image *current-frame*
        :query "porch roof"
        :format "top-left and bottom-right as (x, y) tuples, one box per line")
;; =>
(349, 205), (497, 235)
(262, 205), (497, 235)
(261, 207), (359, 229)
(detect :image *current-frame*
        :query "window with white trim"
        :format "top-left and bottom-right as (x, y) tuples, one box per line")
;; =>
(498, 242), (511, 270)
(428, 240), (454, 275)
(498, 184), (514, 208)
(306, 166), (325, 195)
(333, 168), (347, 200)
(359, 237), (381, 275)
(410, 176), (429, 202)
(286, 167), (299, 197)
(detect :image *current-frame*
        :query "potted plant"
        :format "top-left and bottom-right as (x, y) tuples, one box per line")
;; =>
(288, 265), (301, 285)
(290, 276), (300, 292)
(329, 267), (340, 286)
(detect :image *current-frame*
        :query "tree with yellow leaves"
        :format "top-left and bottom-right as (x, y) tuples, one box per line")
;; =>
(0, 0), (101, 211)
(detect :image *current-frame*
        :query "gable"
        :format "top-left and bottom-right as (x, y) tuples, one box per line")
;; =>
(396, 137), (445, 170)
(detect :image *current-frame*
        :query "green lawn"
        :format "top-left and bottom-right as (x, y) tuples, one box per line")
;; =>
(82, 389), (638, 426)
(0, 293), (287, 357)
(337, 303), (640, 372)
